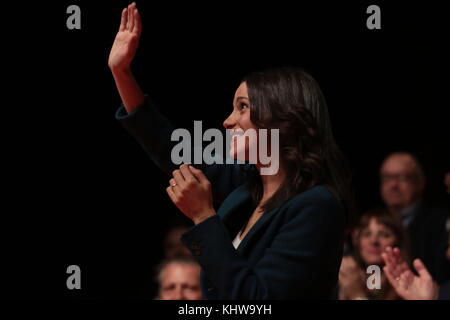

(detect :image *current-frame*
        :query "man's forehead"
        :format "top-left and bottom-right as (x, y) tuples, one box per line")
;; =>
(381, 154), (418, 172)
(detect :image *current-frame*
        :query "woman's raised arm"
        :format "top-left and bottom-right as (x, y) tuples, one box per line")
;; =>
(108, 2), (144, 113)
(109, 3), (245, 204)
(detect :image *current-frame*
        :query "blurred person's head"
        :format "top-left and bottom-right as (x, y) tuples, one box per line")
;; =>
(380, 152), (425, 214)
(163, 225), (192, 259)
(155, 257), (202, 300)
(353, 208), (408, 266)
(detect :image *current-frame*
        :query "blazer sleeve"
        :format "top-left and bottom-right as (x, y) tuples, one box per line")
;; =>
(181, 190), (345, 299)
(115, 96), (246, 203)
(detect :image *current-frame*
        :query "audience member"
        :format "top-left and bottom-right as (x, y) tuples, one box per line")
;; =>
(379, 152), (450, 283)
(155, 257), (202, 300)
(339, 208), (407, 299)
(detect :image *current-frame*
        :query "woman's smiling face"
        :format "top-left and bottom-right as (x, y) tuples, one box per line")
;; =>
(223, 82), (258, 161)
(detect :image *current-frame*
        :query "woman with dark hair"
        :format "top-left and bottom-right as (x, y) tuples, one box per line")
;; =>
(339, 208), (409, 300)
(109, 3), (354, 299)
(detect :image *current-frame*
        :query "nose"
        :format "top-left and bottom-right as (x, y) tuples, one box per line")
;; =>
(172, 287), (185, 300)
(223, 111), (236, 129)
(369, 234), (380, 246)
(386, 179), (399, 191)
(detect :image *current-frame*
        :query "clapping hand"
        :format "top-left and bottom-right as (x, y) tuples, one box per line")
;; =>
(382, 246), (439, 300)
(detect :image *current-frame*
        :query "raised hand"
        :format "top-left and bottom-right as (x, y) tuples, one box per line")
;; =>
(108, 2), (142, 72)
(382, 246), (439, 300)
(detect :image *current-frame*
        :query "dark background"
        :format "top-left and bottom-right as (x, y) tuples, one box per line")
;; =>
(3, 1), (449, 299)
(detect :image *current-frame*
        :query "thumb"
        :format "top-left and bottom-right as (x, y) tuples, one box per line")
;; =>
(413, 259), (431, 279)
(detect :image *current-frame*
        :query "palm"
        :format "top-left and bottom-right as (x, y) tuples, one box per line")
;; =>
(108, 3), (141, 71)
(395, 270), (436, 300)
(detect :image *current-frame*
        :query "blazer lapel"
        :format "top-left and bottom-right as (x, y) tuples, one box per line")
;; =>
(236, 205), (280, 254)
(217, 184), (283, 254)
(217, 184), (253, 239)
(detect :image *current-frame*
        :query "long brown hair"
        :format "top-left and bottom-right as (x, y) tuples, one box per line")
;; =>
(242, 67), (355, 226)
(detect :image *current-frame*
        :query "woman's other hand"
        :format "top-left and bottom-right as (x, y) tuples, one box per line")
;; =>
(167, 164), (216, 225)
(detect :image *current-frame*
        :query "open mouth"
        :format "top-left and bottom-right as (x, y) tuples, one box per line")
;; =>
(230, 129), (245, 137)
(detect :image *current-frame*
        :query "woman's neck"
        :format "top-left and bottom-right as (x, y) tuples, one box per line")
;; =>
(256, 164), (286, 203)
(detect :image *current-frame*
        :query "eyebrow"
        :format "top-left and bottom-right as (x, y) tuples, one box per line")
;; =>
(233, 96), (250, 108)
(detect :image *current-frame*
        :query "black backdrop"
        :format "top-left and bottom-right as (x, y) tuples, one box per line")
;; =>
(4, 1), (449, 299)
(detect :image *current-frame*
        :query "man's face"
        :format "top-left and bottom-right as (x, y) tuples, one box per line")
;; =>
(159, 263), (202, 300)
(380, 154), (424, 212)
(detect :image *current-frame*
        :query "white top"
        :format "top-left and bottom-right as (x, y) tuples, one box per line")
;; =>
(232, 232), (243, 249)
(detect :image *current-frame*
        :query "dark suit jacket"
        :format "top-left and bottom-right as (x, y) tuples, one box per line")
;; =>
(116, 96), (345, 299)
(407, 203), (450, 284)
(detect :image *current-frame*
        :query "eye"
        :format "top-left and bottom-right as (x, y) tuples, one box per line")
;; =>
(162, 284), (175, 291)
(380, 231), (393, 238)
(238, 102), (249, 112)
(361, 230), (371, 238)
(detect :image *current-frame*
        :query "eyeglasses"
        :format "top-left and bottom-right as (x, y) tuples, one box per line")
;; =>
(380, 174), (418, 184)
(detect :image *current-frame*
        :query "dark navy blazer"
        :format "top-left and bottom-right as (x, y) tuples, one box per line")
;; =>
(116, 96), (345, 299)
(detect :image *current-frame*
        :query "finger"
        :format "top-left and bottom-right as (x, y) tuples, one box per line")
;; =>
(397, 259), (410, 275)
(381, 252), (390, 267)
(392, 247), (409, 274)
(390, 248), (408, 278)
(386, 247), (399, 271)
(383, 266), (400, 290)
(119, 8), (127, 32)
(393, 247), (405, 265)
(385, 266), (405, 294)
(188, 165), (208, 183)
(126, 3), (132, 30)
(166, 186), (178, 205)
(128, 3), (135, 32)
(385, 246), (394, 258)
(172, 169), (186, 187)
(169, 178), (182, 197)
(384, 247), (397, 271)
(180, 164), (197, 182)
(413, 259), (432, 279)
(392, 260), (405, 279)
(133, 7), (141, 35)
(387, 258), (402, 279)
